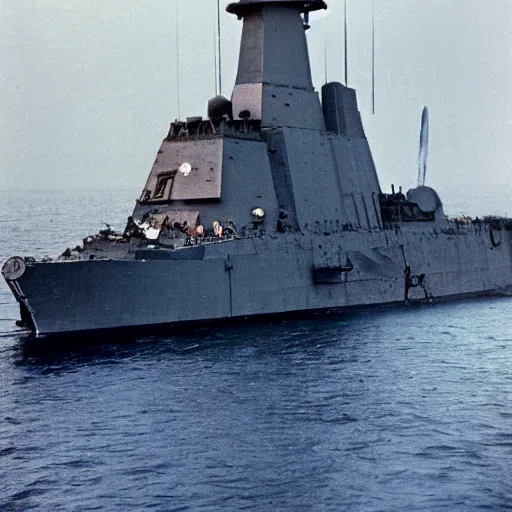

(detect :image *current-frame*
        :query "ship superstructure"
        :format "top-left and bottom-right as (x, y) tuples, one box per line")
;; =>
(2, 0), (511, 336)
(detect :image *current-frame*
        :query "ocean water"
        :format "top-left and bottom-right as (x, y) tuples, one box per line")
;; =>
(0, 190), (511, 511)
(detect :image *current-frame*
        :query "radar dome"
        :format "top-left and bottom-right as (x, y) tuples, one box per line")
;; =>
(208, 95), (233, 120)
(407, 186), (442, 214)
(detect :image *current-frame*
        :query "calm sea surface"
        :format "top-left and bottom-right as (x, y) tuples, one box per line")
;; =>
(0, 190), (511, 511)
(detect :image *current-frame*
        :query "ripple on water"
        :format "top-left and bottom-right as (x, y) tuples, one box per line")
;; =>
(1, 191), (511, 511)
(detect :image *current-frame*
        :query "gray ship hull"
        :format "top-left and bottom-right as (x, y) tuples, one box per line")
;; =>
(3, 1), (511, 337)
(7, 227), (512, 337)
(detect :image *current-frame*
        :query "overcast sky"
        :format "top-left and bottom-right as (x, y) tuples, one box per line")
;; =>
(0, 0), (510, 211)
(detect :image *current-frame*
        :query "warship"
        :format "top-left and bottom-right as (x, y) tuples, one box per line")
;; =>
(2, 0), (512, 337)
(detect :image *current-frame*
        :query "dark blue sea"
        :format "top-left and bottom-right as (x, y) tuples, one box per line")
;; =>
(1, 190), (511, 511)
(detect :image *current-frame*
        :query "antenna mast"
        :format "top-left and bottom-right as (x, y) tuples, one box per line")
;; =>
(344, 0), (348, 86)
(372, 0), (375, 114)
(217, 0), (223, 95)
(214, 1), (219, 96)
(324, 36), (328, 84)
(175, 0), (181, 119)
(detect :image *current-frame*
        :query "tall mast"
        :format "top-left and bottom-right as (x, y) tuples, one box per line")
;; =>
(217, 0), (223, 95)
(227, 0), (327, 129)
(175, 0), (181, 119)
(324, 36), (328, 84)
(344, 0), (348, 86)
(214, 1), (219, 96)
(372, 0), (375, 114)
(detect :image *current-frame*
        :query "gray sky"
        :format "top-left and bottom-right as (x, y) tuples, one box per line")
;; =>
(0, 0), (510, 210)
